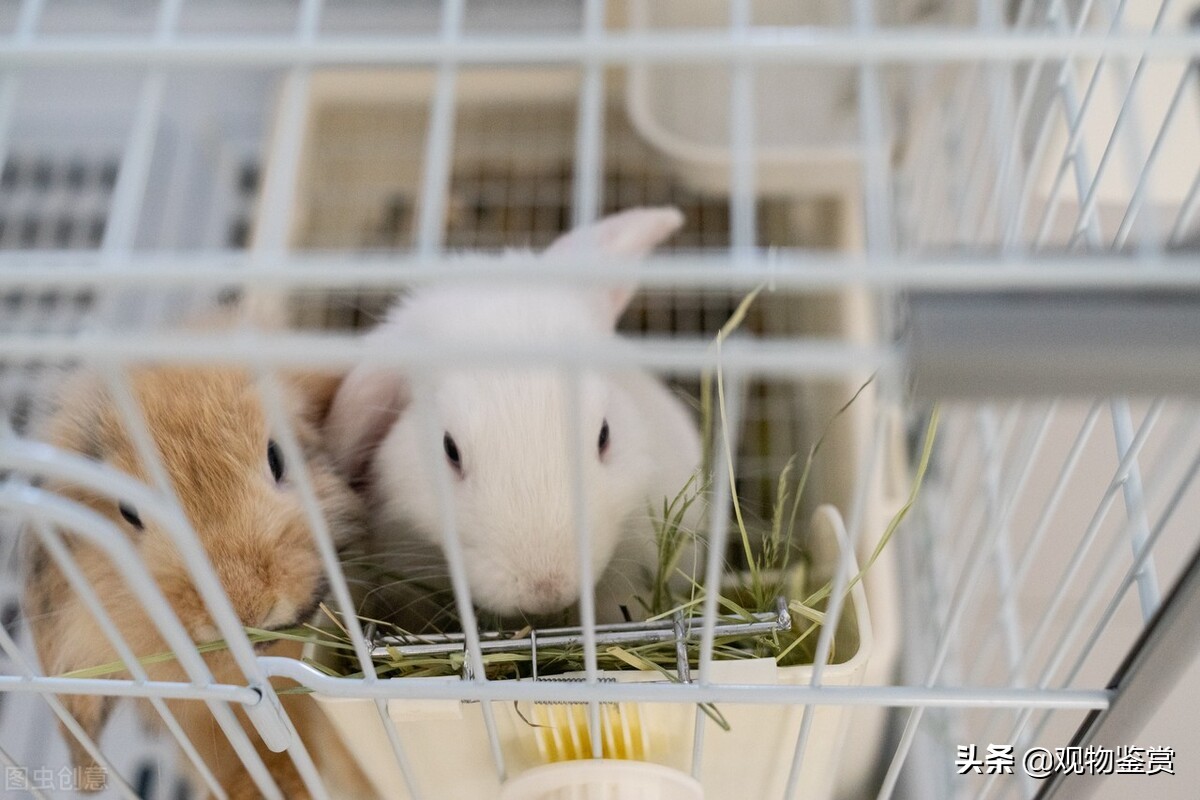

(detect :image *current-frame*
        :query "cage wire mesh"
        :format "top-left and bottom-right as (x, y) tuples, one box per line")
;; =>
(0, 0), (1196, 799)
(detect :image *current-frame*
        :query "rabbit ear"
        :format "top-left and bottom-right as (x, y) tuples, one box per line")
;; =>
(325, 366), (409, 485)
(287, 370), (346, 428)
(545, 207), (685, 258)
(544, 207), (684, 326)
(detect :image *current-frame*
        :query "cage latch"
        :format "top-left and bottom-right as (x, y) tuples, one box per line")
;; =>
(244, 683), (294, 753)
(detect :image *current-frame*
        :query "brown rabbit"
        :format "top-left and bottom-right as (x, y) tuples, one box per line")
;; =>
(22, 363), (375, 799)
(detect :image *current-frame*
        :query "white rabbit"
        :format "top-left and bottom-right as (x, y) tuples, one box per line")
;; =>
(327, 208), (703, 623)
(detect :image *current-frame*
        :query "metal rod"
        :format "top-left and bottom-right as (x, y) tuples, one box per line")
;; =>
(1112, 59), (1196, 250)
(1031, 0), (1112, 251)
(98, 0), (181, 255)
(876, 407), (1054, 800)
(0, 334), (895, 381)
(1018, 442), (1200, 762)
(256, 657), (1112, 709)
(728, 0), (756, 255)
(908, 291), (1200, 397)
(1067, 0), (1176, 249)
(1109, 399), (1161, 619)
(564, 369), (602, 759)
(1167, 166), (1200, 245)
(966, 402), (1103, 684)
(974, 414), (1183, 800)
(10, 252), (1200, 292)
(251, 371), (368, 800)
(987, 0), (1077, 252)
(571, 0), (606, 229)
(0, 742), (48, 800)
(1035, 535), (1200, 800)
(693, 365), (746, 778)
(0, 487), (276, 798)
(784, 404), (889, 797)
(414, 368), (507, 781)
(370, 602), (789, 659)
(0, 32), (1197, 65)
(29, 515), (228, 799)
(247, 0), (320, 252)
(1071, 447), (1200, 684)
(0, 676), (259, 703)
(1003, 400), (1163, 688)
(412, 0), (464, 258)
(0, 614), (139, 800)
(0, 0), (46, 207)
(98, 370), (293, 773)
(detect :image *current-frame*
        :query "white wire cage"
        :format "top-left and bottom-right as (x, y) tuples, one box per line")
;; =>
(0, 1), (1198, 799)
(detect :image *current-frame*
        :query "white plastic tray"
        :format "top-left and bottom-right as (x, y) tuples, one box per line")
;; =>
(313, 505), (873, 800)
(624, 0), (863, 196)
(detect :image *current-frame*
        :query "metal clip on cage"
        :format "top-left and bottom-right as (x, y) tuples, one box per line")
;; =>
(368, 597), (794, 685)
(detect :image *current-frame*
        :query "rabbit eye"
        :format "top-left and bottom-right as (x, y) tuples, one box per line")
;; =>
(443, 432), (462, 472)
(118, 502), (144, 530)
(598, 419), (610, 456)
(267, 439), (285, 483)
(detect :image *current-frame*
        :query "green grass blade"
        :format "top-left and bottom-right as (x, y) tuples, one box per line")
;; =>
(804, 405), (940, 610)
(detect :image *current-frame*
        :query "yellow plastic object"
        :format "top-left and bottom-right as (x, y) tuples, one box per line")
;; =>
(530, 702), (650, 762)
